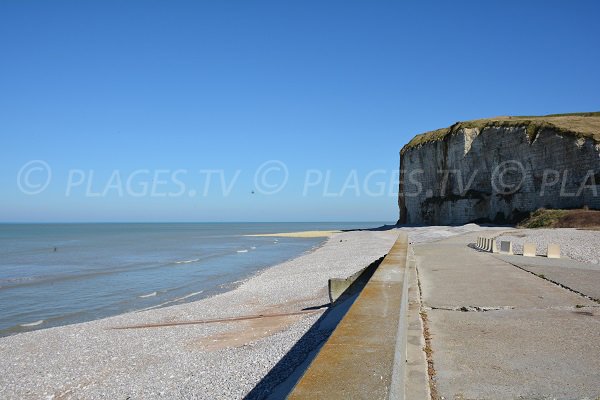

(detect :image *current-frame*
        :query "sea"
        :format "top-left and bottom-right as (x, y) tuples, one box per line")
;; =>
(0, 222), (383, 337)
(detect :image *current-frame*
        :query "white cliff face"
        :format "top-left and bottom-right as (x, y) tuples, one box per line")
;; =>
(399, 126), (600, 225)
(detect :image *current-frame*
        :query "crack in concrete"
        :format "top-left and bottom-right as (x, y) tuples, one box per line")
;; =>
(415, 260), (439, 400)
(500, 258), (600, 305)
(425, 305), (600, 313)
(427, 305), (515, 312)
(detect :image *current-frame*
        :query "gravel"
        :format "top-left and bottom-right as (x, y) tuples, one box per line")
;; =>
(0, 225), (499, 399)
(496, 228), (600, 264)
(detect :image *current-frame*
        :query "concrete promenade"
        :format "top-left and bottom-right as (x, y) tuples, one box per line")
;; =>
(414, 232), (600, 399)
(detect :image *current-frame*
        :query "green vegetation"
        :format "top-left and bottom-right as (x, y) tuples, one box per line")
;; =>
(518, 209), (568, 228)
(402, 111), (600, 154)
(514, 111), (600, 118)
(518, 208), (600, 229)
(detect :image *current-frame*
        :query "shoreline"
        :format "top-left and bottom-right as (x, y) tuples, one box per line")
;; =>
(0, 231), (330, 338)
(0, 229), (400, 399)
(0, 224), (501, 399)
(244, 230), (342, 238)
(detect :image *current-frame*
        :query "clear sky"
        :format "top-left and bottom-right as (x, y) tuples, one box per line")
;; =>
(1, 0), (599, 223)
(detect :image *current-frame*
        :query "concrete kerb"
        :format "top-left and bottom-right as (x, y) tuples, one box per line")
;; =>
(405, 244), (430, 400)
(287, 233), (411, 400)
(390, 246), (410, 400)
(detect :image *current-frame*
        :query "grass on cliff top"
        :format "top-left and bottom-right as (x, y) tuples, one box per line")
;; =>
(518, 208), (600, 229)
(402, 111), (600, 153)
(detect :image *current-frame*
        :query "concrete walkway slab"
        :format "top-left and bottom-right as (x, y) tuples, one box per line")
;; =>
(414, 231), (600, 399)
(415, 234), (595, 310)
(429, 307), (600, 399)
(496, 254), (600, 301)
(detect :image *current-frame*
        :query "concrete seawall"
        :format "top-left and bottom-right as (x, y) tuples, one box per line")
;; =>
(288, 233), (409, 399)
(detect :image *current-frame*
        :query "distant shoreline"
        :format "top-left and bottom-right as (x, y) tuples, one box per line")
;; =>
(2, 223), (382, 337)
(244, 230), (342, 238)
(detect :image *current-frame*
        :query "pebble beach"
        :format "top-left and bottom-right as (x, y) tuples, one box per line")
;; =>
(0, 225), (499, 399)
(496, 228), (600, 264)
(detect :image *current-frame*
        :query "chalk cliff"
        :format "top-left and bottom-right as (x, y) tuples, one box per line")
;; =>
(398, 112), (600, 225)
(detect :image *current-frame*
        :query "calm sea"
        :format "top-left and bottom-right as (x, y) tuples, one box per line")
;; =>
(0, 222), (383, 337)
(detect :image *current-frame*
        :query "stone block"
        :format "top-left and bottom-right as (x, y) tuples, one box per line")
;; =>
(523, 243), (537, 257)
(547, 244), (561, 259)
(500, 241), (513, 255)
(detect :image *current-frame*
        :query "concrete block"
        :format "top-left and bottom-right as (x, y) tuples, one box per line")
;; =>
(492, 240), (498, 253)
(476, 237), (496, 253)
(523, 243), (537, 257)
(547, 244), (561, 259)
(328, 267), (367, 303)
(499, 241), (513, 255)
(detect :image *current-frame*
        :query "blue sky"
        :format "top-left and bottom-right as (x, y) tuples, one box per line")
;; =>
(1, 0), (599, 222)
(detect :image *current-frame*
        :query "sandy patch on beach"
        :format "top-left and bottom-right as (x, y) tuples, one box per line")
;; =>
(189, 313), (305, 351)
(244, 230), (342, 238)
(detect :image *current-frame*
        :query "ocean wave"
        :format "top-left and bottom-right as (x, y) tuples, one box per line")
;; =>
(0, 276), (37, 284)
(236, 249), (248, 253)
(139, 291), (158, 298)
(174, 258), (200, 264)
(20, 320), (44, 327)
(172, 290), (204, 302)
(136, 290), (204, 312)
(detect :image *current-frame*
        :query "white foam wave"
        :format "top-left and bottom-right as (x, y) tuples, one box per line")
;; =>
(174, 258), (200, 264)
(236, 249), (248, 253)
(136, 290), (204, 311)
(139, 291), (157, 298)
(20, 320), (44, 327)
(173, 290), (204, 302)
